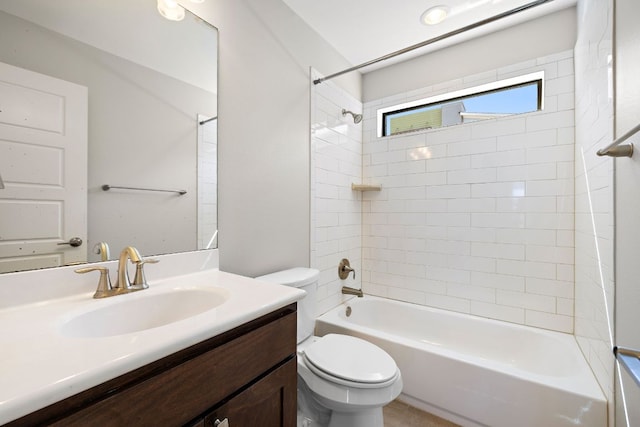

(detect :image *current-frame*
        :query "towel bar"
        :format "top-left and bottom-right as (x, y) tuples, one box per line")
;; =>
(101, 184), (186, 195)
(614, 346), (640, 388)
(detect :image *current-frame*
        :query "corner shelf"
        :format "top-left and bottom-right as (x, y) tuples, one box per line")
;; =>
(351, 183), (382, 192)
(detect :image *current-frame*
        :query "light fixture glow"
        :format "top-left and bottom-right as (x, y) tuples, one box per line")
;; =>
(157, 0), (185, 21)
(189, 0), (206, 3)
(421, 5), (450, 25)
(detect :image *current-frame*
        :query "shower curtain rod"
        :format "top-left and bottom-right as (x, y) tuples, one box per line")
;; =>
(313, 0), (554, 85)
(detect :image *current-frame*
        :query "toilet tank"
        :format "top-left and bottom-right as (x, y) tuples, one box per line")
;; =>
(256, 268), (319, 344)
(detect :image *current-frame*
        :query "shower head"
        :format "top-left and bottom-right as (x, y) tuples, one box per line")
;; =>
(342, 108), (363, 124)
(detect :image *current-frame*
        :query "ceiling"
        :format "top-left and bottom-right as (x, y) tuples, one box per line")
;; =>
(0, 0), (217, 92)
(282, 0), (576, 72)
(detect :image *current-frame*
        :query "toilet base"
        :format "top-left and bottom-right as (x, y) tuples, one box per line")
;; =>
(328, 407), (383, 427)
(296, 405), (385, 427)
(295, 336), (401, 427)
(297, 378), (387, 427)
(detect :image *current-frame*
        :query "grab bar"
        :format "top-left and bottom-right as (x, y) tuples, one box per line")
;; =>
(614, 346), (640, 388)
(101, 184), (186, 195)
(596, 122), (640, 157)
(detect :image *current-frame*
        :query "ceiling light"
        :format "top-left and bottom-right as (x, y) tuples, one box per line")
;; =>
(421, 5), (450, 25)
(189, 0), (205, 3)
(157, 0), (185, 21)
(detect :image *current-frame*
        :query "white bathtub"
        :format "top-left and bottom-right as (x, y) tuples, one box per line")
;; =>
(315, 296), (607, 427)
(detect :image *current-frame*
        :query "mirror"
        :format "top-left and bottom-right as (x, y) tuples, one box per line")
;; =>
(0, 0), (218, 273)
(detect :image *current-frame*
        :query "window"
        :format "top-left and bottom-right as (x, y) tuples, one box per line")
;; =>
(377, 72), (544, 137)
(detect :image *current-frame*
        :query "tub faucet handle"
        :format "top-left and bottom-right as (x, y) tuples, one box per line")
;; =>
(338, 258), (356, 280)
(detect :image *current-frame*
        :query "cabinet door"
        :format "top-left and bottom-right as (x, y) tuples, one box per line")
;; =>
(205, 358), (297, 427)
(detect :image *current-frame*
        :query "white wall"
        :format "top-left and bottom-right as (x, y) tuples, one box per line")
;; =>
(614, 0), (640, 424)
(573, 0), (615, 420)
(310, 70), (363, 315)
(362, 8), (577, 102)
(360, 51), (576, 333)
(182, 0), (362, 277)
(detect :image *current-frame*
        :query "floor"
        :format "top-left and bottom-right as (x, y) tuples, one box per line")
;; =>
(383, 400), (460, 427)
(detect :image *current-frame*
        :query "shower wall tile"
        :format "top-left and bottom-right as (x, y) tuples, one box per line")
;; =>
(197, 119), (218, 250)
(470, 300), (524, 324)
(573, 0), (615, 417)
(310, 69), (363, 316)
(361, 50), (575, 333)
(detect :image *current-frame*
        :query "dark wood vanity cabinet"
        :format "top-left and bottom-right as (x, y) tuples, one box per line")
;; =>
(200, 359), (296, 427)
(7, 304), (298, 427)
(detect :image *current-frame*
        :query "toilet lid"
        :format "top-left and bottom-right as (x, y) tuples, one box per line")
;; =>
(303, 334), (397, 384)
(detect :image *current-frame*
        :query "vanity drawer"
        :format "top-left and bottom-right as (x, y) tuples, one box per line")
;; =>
(10, 305), (297, 427)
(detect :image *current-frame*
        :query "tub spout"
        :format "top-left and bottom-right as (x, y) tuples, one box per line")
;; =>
(342, 286), (363, 298)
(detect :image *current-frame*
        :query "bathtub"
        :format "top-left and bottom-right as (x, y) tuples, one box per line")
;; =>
(315, 296), (607, 427)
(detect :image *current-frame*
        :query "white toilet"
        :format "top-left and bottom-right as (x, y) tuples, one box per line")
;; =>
(256, 268), (402, 427)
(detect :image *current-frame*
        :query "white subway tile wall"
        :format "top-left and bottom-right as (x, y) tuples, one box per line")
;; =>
(310, 70), (363, 316)
(361, 50), (575, 333)
(574, 0), (615, 418)
(197, 118), (217, 250)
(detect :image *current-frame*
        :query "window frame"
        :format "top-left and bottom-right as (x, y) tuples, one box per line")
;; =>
(376, 71), (545, 137)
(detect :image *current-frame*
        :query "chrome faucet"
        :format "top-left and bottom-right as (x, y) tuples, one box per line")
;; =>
(342, 286), (364, 298)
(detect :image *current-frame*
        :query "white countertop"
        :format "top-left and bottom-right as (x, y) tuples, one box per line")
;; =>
(0, 261), (304, 424)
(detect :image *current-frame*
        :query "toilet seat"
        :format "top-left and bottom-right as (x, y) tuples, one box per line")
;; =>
(302, 334), (399, 389)
(256, 267), (402, 426)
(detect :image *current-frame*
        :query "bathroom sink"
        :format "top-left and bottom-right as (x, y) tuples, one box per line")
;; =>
(60, 288), (229, 338)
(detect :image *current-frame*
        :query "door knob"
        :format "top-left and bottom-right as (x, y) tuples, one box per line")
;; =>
(57, 237), (83, 247)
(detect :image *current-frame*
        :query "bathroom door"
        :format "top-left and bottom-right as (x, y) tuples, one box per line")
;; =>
(0, 61), (88, 273)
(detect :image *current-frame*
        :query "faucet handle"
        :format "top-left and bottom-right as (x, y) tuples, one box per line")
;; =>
(131, 258), (159, 289)
(338, 258), (356, 280)
(75, 266), (113, 299)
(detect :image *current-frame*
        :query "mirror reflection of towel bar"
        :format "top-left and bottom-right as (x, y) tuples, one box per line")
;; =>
(0, 172), (4, 189)
(101, 184), (186, 195)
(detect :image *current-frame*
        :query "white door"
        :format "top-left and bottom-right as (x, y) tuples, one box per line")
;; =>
(0, 61), (88, 273)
